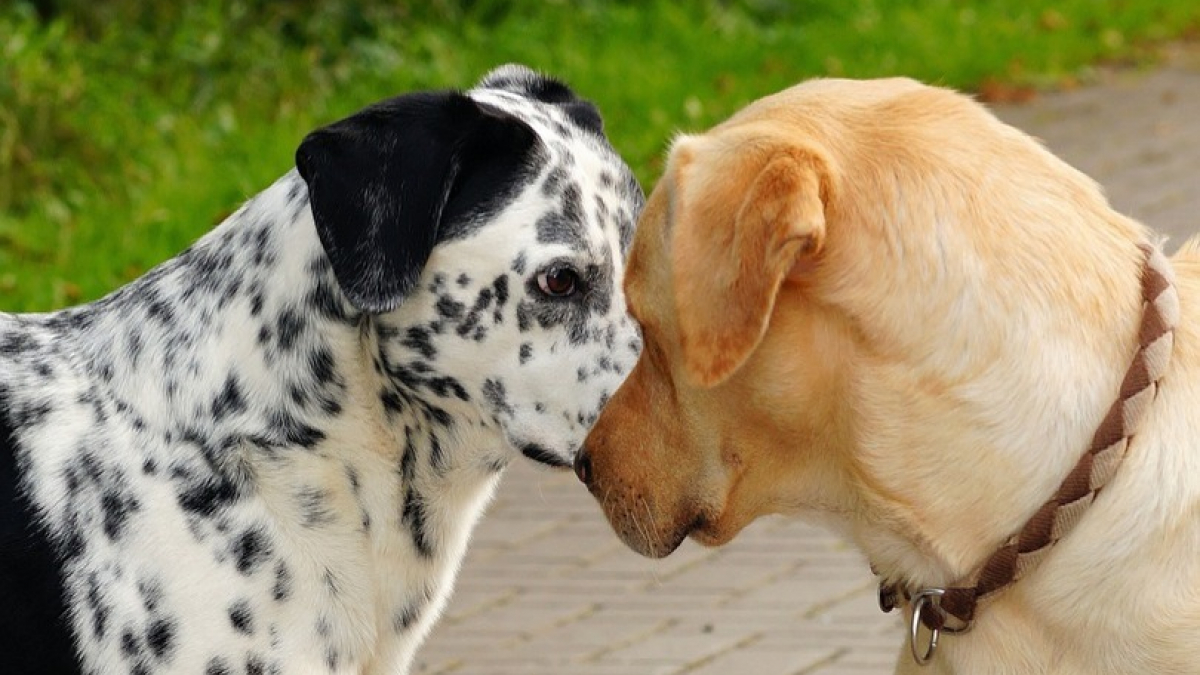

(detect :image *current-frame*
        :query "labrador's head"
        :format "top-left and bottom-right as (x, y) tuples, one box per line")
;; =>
(577, 77), (1147, 589)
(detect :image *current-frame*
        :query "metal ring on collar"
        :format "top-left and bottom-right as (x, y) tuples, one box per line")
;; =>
(909, 588), (944, 666)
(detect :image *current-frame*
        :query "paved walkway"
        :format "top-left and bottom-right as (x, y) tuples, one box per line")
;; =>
(416, 45), (1200, 675)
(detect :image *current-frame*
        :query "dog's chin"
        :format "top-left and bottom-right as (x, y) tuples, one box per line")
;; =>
(618, 525), (689, 559)
(687, 517), (740, 548)
(518, 442), (573, 470)
(613, 512), (706, 559)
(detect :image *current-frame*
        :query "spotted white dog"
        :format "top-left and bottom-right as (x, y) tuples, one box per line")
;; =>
(0, 65), (643, 675)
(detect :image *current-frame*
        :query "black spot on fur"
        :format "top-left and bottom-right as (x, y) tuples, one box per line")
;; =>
(297, 487), (334, 527)
(393, 601), (422, 632)
(426, 405), (453, 428)
(320, 397), (343, 417)
(232, 526), (274, 575)
(101, 486), (141, 540)
(309, 347), (337, 386)
(288, 383), (309, 407)
(541, 165), (568, 196)
(516, 301), (533, 333)
(246, 654), (267, 675)
(46, 305), (98, 331)
(536, 210), (584, 248)
(302, 257), (357, 321)
(250, 292), (265, 317)
(251, 226), (273, 267)
(492, 275), (510, 309)
(137, 577), (162, 613)
(380, 388), (405, 416)
(146, 618), (175, 659)
(519, 343), (533, 364)
(0, 331), (36, 354)
(228, 599), (255, 635)
(482, 378), (513, 416)
(85, 572), (110, 639)
(428, 376), (469, 401)
(402, 486), (434, 558)
(275, 308), (305, 352)
(211, 373), (248, 422)
(266, 411), (326, 449)
(435, 296), (466, 320)
(430, 273), (447, 293)
(428, 435), (445, 472)
(561, 182), (583, 224)
(399, 434), (417, 482)
(403, 326), (437, 360)
(121, 627), (140, 657)
(175, 473), (240, 518)
(272, 561), (292, 602)
(145, 297), (176, 326)
(511, 252), (528, 275)
(206, 656), (232, 675)
(456, 287), (494, 339)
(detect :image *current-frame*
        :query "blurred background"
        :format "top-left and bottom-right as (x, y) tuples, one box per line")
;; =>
(1, 0), (1197, 311)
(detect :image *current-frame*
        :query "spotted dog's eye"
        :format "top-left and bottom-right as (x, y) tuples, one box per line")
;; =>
(536, 266), (580, 297)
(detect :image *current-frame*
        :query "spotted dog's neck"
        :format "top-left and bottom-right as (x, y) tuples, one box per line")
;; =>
(42, 173), (363, 452)
(5, 172), (511, 673)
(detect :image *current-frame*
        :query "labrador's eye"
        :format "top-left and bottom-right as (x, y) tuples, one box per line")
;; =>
(537, 266), (580, 297)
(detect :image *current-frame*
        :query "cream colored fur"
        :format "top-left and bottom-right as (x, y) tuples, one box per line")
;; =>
(581, 77), (1200, 674)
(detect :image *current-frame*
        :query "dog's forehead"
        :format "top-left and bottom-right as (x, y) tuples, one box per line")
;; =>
(466, 88), (640, 257)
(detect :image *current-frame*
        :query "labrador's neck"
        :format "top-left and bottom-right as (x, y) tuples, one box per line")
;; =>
(846, 230), (1158, 593)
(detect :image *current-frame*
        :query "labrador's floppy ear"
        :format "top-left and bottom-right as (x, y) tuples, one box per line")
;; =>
(670, 139), (829, 387)
(296, 92), (537, 313)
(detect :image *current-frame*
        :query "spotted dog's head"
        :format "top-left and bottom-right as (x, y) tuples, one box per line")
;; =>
(296, 64), (644, 468)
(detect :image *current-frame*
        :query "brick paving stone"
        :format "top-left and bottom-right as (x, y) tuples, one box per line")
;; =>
(418, 44), (1200, 675)
(683, 645), (843, 675)
(598, 617), (758, 667)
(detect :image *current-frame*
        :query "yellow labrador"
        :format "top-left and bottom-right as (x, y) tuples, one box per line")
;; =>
(576, 77), (1200, 673)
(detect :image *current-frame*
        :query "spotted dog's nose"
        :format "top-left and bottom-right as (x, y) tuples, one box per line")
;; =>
(574, 448), (593, 485)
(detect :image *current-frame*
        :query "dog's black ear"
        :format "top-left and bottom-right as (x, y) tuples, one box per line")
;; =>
(296, 92), (538, 313)
(476, 63), (604, 135)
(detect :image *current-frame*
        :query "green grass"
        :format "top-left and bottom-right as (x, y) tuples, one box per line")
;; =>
(2, 0), (1198, 311)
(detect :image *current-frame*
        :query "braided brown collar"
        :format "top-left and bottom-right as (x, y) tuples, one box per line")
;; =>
(877, 242), (1179, 665)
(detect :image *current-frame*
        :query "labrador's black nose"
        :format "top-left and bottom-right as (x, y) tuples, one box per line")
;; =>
(573, 448), (593, 485)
